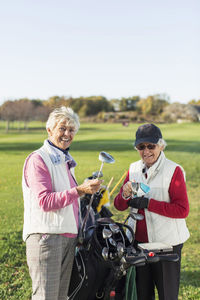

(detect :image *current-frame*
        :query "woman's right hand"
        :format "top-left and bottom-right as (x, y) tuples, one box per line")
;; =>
(76, 179), (103, 197)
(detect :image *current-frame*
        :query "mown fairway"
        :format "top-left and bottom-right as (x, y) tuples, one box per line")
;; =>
(0, 122), (199, 299)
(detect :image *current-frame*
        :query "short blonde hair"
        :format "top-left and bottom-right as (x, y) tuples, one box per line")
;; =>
(46, 106), (80, 133)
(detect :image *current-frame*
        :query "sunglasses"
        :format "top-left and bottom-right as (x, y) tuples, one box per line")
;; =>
(136, 144), (157, 150)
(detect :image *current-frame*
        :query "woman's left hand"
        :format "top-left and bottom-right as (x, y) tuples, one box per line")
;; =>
(127, 196), (149, 209)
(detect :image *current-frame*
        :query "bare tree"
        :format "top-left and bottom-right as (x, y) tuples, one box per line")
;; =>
(14, 99), (35, 129)
(0, 101), (17, 131)
(34, 104), (51, 122)
(162, 103), (199, 122)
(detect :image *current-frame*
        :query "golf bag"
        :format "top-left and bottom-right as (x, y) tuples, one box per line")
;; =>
(68, 175), (179, 300)
(68, 198), (135, 300)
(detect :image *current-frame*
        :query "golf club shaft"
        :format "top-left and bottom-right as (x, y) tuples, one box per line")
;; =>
(81, 193), (94, 232)
(98, 162), (104, 178)
(110, 171), (127, 196)
(107, 177), (114, 190)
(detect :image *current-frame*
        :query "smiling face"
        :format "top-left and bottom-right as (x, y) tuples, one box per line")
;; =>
(47, 120), (76, 150)
(136, 143), (163, 168)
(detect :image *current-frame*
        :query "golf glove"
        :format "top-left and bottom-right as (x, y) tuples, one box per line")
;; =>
(127, 196), (149, 209)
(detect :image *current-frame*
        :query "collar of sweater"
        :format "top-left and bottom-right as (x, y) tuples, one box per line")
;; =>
(47, 139), (70, 155)
(43, 139), (77, 168)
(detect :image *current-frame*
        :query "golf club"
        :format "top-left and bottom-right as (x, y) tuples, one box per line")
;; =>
(109, 223), (120, 234)
(102, 247), (109, 261)
(102, 228), (112, 239)
(81, 152), (115, 237)
(109, 237), (117, 247)
(129, 212), (144, 221)
(117, 242), (124, 259)
(98, 151), (115, 178)
(92, 170), (103, 178)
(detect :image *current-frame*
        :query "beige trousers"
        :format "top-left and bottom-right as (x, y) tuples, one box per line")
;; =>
(26, 234), (77, 300)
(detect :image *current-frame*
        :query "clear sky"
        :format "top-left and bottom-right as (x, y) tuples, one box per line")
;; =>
(0, 0), (199, 105)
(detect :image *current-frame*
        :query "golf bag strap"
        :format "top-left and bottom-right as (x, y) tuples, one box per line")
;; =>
(68, 249), (87, 300)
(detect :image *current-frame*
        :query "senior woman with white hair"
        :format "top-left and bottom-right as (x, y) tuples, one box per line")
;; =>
(114, 123), (190, 300)
(22, 106), (102, 300)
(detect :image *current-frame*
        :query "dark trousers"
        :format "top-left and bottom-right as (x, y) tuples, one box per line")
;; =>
(135, 243), (183, 300)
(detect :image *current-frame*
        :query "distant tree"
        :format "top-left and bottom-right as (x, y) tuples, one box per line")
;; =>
(162, 103), (199, 122)
(188, 99), (200, 105)
(78, 103), (88, 117)
(119, 96), (140, 111)
(85, 96), (112, 115)
(154, 93), (170, 102)
(137, 95), (169, 115)
(45, 96), (67, 109)
(14, 99), (35, 129)
(67, 98), (83, 113)
(0, 100), (18, 131)
(69, 96), (113, 117)
(110, 99), (120, 111)
(0, 98), (51, 131)
(34, 102), (51, 122)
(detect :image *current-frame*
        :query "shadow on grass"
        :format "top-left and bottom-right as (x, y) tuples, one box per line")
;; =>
(0, 142), (43, 152)
(0, 139), (200, 153)
(0, 139), (132, 152)
(0, 129), (46, 135)
(166, 139), (200, 153)
(0, 126), (99, 133)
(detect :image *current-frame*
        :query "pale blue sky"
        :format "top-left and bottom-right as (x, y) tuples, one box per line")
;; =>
(0, 0), (199, 105)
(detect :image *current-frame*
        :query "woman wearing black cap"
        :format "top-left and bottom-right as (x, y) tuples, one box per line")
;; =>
(114, 123), (190, 300)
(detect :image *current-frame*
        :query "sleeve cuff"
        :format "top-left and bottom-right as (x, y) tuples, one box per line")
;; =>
(70, 187), (79, 198)
(65, 187), (79, 205)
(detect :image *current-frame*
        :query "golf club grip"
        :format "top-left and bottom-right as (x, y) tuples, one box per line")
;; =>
(125, 255), (146, 265)
(81, 194), (95, 232)
(145, 253), (179, 263)
(155, 254), (179, 262)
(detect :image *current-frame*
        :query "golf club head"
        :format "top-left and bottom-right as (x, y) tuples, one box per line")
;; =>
(102, 228), (112, 239)
(99, 152), (115, 164)
(109, 223), (120, 234)
(102, 247), (109, 260)
(131, 182), (139, 196)
(120, 256), (127, 264)
(130, 212), (144, 221)
(92, 171), (103, 178)
(131, 182), (150, 197)
(109, 237), (117, 247)
(117, 242), (124, 258)
(109, 252), (115, 260)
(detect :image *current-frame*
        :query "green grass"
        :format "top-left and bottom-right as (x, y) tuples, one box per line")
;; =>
(0, 122), (200, 299)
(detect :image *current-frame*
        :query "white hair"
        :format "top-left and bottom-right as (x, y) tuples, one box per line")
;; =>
(46, 106), (80, 133)
(157, 138), (167, 149)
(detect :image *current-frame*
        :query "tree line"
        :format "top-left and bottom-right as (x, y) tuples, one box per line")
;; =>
(0, 95), (199, 131)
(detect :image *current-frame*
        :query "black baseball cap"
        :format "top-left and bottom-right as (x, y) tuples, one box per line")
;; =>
(134, 123), (162, 146)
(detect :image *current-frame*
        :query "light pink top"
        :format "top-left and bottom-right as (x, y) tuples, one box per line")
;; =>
(24, 152), (79, 237)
